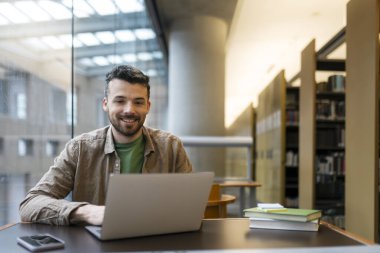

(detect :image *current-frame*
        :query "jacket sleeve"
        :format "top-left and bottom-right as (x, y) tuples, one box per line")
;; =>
(174, 139), (193, 173)
(19, 139), (88, 225)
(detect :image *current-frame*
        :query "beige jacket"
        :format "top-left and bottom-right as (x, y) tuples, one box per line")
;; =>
(19, 126), (192, 225)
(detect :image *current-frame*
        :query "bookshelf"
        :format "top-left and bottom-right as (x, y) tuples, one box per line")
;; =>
(256, 70), (286, 204)
(299, 39), (346, 228)
(285, 86), (299, 208)
(345, 0), (379, 242)
(256, 71), (300, 207)
(315, 77), (345, 228)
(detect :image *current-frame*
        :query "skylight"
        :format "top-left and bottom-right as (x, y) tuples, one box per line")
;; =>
(87, 0), (118, 16)
(22, 37), (50, 51)
(134, 28), (156, 40)
(77, 33), (100, 46)
(137, 52), (153, 61)
(152, 51), (163, 59)
(114, 0), (144, 13)
(146, 69), (157, 77)
(122, 54), (137, 63)
(92, 56), (109, 66)
(58, 34), (84, 48)
(0, 3), (30, 23)
(15, 1), (52, 22)
(95, 32), (116, 44)
(79, 58), (95, 67)
(38, 0), (72, 20)
(41, 36), (66, 50)
(62, 0), (95, 18)
(115, 30), (136, 42)
(107, 55), (123, 64)
(0, 14), (9, 25)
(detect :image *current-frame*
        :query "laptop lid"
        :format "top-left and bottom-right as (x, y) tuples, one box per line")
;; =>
(90, 172), (214, 240)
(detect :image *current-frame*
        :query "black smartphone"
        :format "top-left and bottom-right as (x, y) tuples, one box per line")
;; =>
(17, 233), (65, 252)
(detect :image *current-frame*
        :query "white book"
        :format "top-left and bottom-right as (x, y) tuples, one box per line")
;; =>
(249, 218), (319, 232)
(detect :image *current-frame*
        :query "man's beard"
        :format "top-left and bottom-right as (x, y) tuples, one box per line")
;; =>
(109, 114), (145, 138)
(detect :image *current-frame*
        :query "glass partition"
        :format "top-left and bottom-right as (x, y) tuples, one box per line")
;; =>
(0, 0), (167, 226)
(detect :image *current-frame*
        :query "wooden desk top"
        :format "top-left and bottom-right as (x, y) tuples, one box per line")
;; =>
(207, 194), (236, 206)
(0, 219), (370, 252)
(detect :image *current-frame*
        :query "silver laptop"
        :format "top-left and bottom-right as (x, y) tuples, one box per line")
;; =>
(85, 172), (214, 240)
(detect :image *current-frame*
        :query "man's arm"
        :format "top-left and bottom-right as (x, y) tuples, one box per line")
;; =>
(19, 139), (91, 225)
(70, 204), (105, 225)
(175, 139), (193, 173)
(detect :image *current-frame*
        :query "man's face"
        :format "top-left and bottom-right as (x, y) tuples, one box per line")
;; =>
(102, 78), (150, 143)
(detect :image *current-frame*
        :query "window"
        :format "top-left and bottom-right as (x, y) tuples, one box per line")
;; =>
(16, 93), (26, 119)
(0, 137), (4, 155)
(18, 139), (33, 156)
(96, 97), (109, 127)
(46, 140), (59, 157)
(0, 80), (9, 115)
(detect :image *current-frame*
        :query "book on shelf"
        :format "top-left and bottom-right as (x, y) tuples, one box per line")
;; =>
(243, 207), (322, 222)
(249, 217), (319, 232)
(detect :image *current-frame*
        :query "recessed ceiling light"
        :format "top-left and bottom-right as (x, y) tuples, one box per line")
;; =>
(59, 34), (84, 48)
(115, 30), (136, 42)
(114, 0), (144, 13)
(152, 51), (163, 59)
(22, 37), (49, 51)
(0, 14), (9, 25)
(15, 1), (52, 22)
(38, 0), (72, 20)
(122, 54), (137, 63)
(87, 0), (118, 16)
(41, 36), (66, 49)
(134, 28), (156, 40)
(79, 58), (95, 67)
(62, 0), (95, 18)
(77, 33), (100, 46)
(137, 52), (153, 61)
(95, 31), (116, 44)
(0, 2), (30, 23)
(107, 55), (123, 64)
(92, 56), (109, 66)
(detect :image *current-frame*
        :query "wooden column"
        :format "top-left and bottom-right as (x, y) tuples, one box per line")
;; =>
(346, 0), (379, 241)
(299, 40), (316, 209)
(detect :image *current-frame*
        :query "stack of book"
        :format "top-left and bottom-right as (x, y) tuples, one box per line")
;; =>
(244, 204), (321, 232)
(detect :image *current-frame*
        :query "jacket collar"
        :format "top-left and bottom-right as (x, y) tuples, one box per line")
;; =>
(104, 125), (155, 156)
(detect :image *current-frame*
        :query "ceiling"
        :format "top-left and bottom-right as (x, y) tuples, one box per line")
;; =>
(149, 0), (349, 126)
(0, 0), (349, 127)
(0, 0), (166, 90)
(225, 0), (349, 126)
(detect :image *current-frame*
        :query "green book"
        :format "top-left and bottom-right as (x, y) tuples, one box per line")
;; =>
(243, 207), (321, 222)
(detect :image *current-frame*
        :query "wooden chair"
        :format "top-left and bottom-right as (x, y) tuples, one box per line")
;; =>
(204, 184), (236, 218)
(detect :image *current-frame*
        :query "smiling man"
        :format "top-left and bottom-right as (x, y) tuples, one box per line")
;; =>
(19, 65), (193, 226)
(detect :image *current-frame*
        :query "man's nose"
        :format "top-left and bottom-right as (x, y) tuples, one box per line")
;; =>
(123, 101), (135, 113)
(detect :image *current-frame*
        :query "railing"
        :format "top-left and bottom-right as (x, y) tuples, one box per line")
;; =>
(180, 136), (253, 181)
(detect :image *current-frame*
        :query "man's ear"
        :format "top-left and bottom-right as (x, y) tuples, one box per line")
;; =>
(147, 99), (151, 114)
(102, 97), (108, 112)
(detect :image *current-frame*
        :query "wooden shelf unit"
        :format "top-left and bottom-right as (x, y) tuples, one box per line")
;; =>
(299, 38), (346, 229)
(255, 71), (300, 207)
(345, 0), (379, 242)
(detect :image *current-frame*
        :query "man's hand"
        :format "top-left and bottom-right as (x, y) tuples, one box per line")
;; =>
(70, 204), (105, 225)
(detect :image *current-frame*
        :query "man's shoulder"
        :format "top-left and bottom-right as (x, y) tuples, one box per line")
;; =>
(144, 126), (181, 142)
(72, 126), (110, 143)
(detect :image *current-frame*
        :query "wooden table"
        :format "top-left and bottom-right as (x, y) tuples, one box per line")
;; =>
(0, 219), (375, 252)
(219, 180), (262, 214)
(205, 194), (236, 218)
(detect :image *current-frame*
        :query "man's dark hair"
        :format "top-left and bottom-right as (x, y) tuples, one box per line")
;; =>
(105, 65), (150, 98)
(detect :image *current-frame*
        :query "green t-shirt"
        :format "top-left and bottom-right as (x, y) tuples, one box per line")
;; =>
(115, 135), (145, 174)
